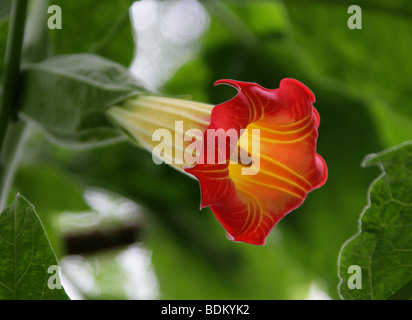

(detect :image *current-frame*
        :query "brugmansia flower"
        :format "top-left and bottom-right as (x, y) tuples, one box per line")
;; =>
(107, 78), (327, 245)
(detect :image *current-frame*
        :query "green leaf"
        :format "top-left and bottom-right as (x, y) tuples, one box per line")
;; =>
(339, 141), (412, 300)
(0, 194), (69, 300)
(20, 53), (144, 147)
(48, 0), (136, 66)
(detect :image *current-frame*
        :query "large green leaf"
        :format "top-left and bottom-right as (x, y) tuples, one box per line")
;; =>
(0, 194), (69, 300)
(20, 54), (144, 147)
(48, 0), (136, 67)
(339, 141), (412, 300)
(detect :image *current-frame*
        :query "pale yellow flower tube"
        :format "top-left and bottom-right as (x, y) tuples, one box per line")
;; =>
(106, 95), (214, 174)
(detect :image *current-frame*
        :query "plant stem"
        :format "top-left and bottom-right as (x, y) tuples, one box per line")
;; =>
(0, 0), (29, 150)
(0, 0), (29, 211)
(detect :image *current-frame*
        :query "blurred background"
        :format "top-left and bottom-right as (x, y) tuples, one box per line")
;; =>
(10, 0), (412, 299)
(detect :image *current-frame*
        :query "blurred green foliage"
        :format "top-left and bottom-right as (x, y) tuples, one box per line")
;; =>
(2, 0), (412, 300)
(48, 0), (136, 67)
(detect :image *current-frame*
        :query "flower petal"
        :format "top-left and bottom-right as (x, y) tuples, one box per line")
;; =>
(185, 78), (327, 245)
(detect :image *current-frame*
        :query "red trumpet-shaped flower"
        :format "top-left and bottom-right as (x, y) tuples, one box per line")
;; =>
(185, 79), (327, 245)
(107, 78), (327, 245)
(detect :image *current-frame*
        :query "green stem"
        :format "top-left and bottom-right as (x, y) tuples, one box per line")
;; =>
(0, 0), (29, 150)
(0, 0), (29, 211)
(0, 122), (30, 210)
